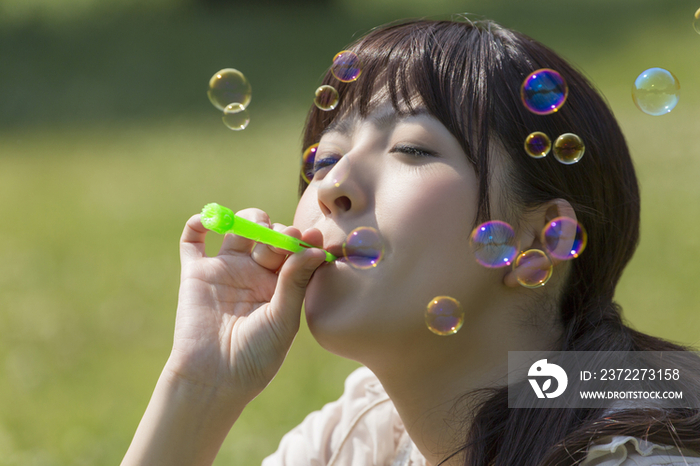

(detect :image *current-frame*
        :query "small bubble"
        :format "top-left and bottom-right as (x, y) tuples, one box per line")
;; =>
(342, 227), (385, 269)
(222, 103), (250, 131)
(521, 68), (568, 115)
(524, 132), (551, 158)
(208, 68), (252, 111)
(513, 249), (553, 288)
(541, 216), (587, 261)
(314, 85), (339, 111)
(301, 143), (319, 183)
(552, 133), (585, 164)
(694, 7), (700, 34)
(632, 67), (680, 116)
(469, 220), (519, 268)
(331, 50), (362, 83)
(425, 296), (464, 336)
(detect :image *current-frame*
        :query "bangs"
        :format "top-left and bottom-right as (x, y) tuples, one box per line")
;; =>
(300, 20), (499, 195)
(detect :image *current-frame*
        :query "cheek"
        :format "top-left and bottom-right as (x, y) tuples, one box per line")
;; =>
(375, 170), (483, 301)
(293, 187), (318, 230)
(382, 172), (478, 255)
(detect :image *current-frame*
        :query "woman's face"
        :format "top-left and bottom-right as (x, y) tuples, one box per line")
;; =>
(294, 104), (504, 357)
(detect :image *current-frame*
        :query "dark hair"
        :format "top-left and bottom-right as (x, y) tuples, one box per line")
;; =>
(300, 19), (700, 465)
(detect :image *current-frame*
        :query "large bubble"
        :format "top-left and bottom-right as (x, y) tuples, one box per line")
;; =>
(331, 50), (362, 83)
(301, 143), (319, 184)
(469, 221), (519, 268)
(541, 217), (587, 261)
(207, 68), (252, 111)
(520, 69), (568, 115)
(632, 68), (680, 116)
(222, 103), (250, 131)
(513, 249), (553, 288)
(425, 296), (464, 336)
(524, 132), (551, 158)
(342, 227), (385, 269)
(314, 85), (340, 111)
(552, 133), (585, 165)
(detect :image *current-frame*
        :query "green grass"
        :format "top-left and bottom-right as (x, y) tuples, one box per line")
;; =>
(0, 113), (362, 465)
(1, 2), (700, 465)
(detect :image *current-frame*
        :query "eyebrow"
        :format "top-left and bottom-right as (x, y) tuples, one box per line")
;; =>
(320, 107), (430, 138)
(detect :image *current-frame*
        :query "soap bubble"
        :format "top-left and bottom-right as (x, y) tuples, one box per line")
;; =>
(552, 133), (585, 164)
(331, 50), (362, 83)
(694, 8), (700, 33)
(425, 296), (464, 336)
(513, 249), (553, 288)
(208, 68), (252, 111)
(301, 143), (319, 183)
(314, 85), (340, 111)
(301, 142), (348, 185)
(632, 68), (680, 116)
(541, 217), (587, 261)
(222, 103), (250, 131)
(524, 132), (551, 158)
(469, 220), (519, 268)
(521, 68), (568, 115)
(342, 227), (385, 269)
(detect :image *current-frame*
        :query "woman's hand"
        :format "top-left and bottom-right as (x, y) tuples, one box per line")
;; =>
(166, 209), (326, 404)
(121, 209), (325, 466)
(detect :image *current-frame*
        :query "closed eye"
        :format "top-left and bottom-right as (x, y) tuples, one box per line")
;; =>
(391, 144), (437, 158)
(312, 153), (343, 178)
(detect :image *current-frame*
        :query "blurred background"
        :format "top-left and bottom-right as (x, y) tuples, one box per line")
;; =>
(1, 0), (699, 464)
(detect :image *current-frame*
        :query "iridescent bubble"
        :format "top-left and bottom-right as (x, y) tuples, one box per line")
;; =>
(342, 227), (385, 269)
(222, 103), (250, 131)
(208, 68), (252, 111)
(694, 8), (700, 34)
(469, 220), (519, 268)
(632, 68), (680, 116)
(314, 85), (339, 111)
(301, 143), (319, 183)
(524, 132), (551, 158)
(331, 50), (362, 83)
(541, 217), (587, 261)
(552, 133), (585, 164)
(425, 296), (464, 336)
(521, 68), (568, 115)
(513, 249), (553, 288)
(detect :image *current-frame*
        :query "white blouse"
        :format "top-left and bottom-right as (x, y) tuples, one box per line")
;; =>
(262, 367), (700, 466)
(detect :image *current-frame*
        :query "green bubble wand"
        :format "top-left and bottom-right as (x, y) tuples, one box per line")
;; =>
(200, 203), (336, 262)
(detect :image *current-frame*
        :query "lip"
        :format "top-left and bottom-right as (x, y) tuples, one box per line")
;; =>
(325, 244), (346, 259)
(325, 242), (385, 268)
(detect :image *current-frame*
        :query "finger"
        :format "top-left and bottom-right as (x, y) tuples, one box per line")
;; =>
(252, 224), (296, 271)
(264, 227), (326, 264)
(219, 208), (271, 255)
(180, 214), (208, 266)
(300, 227), (324, 249)
(266, 226), (325, 255)
(267, 248), (326, 335)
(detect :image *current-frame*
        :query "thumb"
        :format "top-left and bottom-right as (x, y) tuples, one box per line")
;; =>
(268, 248), (326, 332)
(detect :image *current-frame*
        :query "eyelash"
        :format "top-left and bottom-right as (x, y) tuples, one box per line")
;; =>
(311, 153), (343, 178)
(307, 144), (435, 182)
(391, 144), (436, 158)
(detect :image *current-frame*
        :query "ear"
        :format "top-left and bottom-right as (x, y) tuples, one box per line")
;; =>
(503, 199), (577, 288)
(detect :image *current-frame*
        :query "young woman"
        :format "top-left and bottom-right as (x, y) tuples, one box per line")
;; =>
(121, 18), (700, 466)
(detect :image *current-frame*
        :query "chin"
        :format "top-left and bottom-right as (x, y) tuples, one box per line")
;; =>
(302, 278), (378, 361)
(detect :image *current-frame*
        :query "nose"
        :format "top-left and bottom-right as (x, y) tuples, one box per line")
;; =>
(315, 155), (368, 218)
